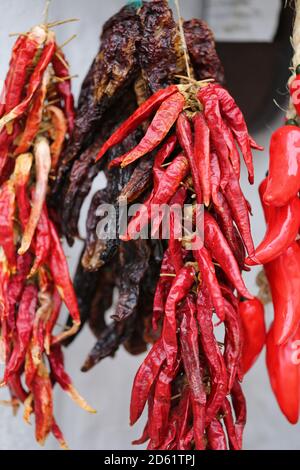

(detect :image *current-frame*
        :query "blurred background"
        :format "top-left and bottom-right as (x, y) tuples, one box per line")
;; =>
(0, 0), (299, 450)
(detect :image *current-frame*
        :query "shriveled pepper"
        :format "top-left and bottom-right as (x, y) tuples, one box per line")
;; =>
(13, 152), (33, 228)
(52, 45), (75, 134)
(0, 180), (16, 270)
(130, 339), (166, 425)
(96, 85), (178, 161)
(193, 112), (211, 206)
(49, 344), (95, 413)
(0, 31), (55, 130)
(119, 92), (185, 168)
(176, 112), (202, 204)
(1, 285), (38, 384)
(47, 105), (67, 170)
(48, 219), (80, 328)
(193, 240), (225, 321)
(239, 297), (266, 374)
(19, 137), (51, 255)
(204, 212), (252, 299)
(264, 126), (300, 207)
(180, 297), (206, 450)
(162, 265), (196, 368)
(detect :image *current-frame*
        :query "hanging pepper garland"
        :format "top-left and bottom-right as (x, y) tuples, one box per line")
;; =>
(0, 20), (95, 448)
(246, 0), (300, 425)
(52, 0), (264, 450)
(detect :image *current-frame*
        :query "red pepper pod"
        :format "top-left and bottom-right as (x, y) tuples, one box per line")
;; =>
(49, 344), (95, 413)
(265, 241), (300, 346)
(246, 179), (300, 266)
(204, 212), (252, 299)
(266, 323), (300, 424)
(130, 339), (166, 425)
(239, 297), (266, 374)
(193, 241), (225, 321)
(48, 220), (80, 327)
(120, 92), (185, 168)
(96, 85), (178, 161)
(51, 45), (75, 134)
(0, 180), (16, 270)
(162, 265), (196, 368)
(290, 75), (300, 117)
(176, 112), (202, 204)
(264, 126), (300, 207)
(193, 112), (211, 206)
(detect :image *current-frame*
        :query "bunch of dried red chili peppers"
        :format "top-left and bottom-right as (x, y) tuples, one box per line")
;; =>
(0, 22), (94, 448)
(49, 1), (266, 450)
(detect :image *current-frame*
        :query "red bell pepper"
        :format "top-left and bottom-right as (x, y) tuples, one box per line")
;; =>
(239, 298), (266, 374)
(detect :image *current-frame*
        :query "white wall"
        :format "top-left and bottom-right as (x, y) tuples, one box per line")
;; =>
(0, 0), (299, 450)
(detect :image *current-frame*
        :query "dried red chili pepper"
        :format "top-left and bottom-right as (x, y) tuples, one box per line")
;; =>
(2, 26), (46, 115)
(239, 297), (266, 374)
(0, 31), (55, 130)
(14, 70), (49, 155)
(48, 219), (80, 329)
(169, 186), (187, 274)
(19, 137), (51, 255)
(47, 105), (67, 170)
(7, 253), (32, 333)
(122, 154), (189, 241)
(49, 343), (95, 412)
(52, 46), (75, 134)
(2, 285), (38, 384)
(130, 338), (166, 425)
(193, 240), (225, 321)
(221, 397), (240, 450)
(223, 164), (254, 256)
(162, 265), (195, 368)
(207, 419), (227, 450)
(196, 283), (227, 424)
(180, 296), (206, 450)
(266, 323), (300, 424)
(119, 92), (185, 168)
(231, 379), (247, 448)
(193, 112), (211, 206)
(153, 134), (177, 190)
(265, 241), (300, 346)
(29, 203), (50, 276)
(31, 362), (53, 445)
(13, 153), (33, 228)
(204, 212), (252, 299)
(176, 112), (202, 204)
(0, 248), (10, 323)
(223, 298), (243, 391)
(264, 125), (300, 207)
(0, 180), (16, 270)
(96, 85), (178, 161)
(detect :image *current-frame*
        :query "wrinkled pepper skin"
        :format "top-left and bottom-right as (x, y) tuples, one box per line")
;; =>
(266, 324), (300, 424)
(239, 298), (266, 374)
(265, 242), (300, 346)
(264, 126), (300, 207)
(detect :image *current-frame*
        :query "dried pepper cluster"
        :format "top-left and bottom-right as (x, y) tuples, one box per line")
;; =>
(0, 23), (94, 447)
(245, 72), (300, 424)
(53, 2), (264, 450)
